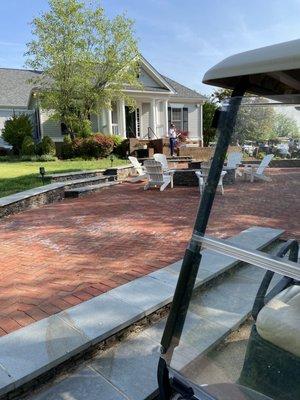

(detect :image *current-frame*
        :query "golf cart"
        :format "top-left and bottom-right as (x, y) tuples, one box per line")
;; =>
(157, 39), (300, 400)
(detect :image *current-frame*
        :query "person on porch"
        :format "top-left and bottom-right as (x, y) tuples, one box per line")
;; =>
(168, 123), (177, 156)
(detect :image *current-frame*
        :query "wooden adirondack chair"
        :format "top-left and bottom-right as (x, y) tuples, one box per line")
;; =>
(243, 154), (274, 182)
(227, 151), (243, 177)
(128, 156), (147, 181)
(144, 160), (173, 191)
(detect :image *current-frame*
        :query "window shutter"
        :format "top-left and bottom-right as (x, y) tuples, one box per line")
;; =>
(168, 107), (171, 130)
(183, 107), (188, 131)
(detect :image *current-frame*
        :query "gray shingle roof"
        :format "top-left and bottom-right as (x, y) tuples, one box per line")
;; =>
(162, 75), (206, 100)
(0, 68), (41, 107)
(0, 66), (205, 108)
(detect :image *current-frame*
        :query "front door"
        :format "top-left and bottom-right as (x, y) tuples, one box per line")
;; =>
(125, 106), (136, 138)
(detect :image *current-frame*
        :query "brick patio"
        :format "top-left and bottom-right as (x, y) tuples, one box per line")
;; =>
(0, 168), (298, 335)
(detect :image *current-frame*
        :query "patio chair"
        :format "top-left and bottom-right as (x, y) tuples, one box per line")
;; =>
(128, 156), (147, 181)
(243, 154), (274, 182)
(227, 151), (243, 177)
(195, 169), (227, 195)
(153, 153), (175, 184)
(143, 160), (172, 191)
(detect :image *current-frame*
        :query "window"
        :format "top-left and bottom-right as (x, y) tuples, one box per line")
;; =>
(168, 106), (188, 131)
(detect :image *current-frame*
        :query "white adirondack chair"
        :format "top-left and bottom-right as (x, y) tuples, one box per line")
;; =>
(195, 170), (227, 195)
(153, 153), (169, 171)
(144, 160), (172, 191)
(243, 154), (274, 182)
(153, 153), (175, 185)
(227, 152), (243, 177)
(128, 156), (147, 181)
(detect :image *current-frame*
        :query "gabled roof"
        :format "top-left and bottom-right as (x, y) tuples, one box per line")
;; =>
(0, 68), (41, 107)
(162, 76), (206, 100)
(0, 57), (205, 107)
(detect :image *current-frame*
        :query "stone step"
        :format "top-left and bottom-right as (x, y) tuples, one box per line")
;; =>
(0, 227), (283, 399)
(65, 181), (120, 198)
(46, 169), (105, 183)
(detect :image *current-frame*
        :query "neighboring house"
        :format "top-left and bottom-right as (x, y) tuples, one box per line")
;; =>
(0, 56), (206, 146)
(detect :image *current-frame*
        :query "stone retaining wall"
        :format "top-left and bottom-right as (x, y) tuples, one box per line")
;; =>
(0, 186), (65, 219)
(104, 165), (135, 180)
(48, 170), (104, 182)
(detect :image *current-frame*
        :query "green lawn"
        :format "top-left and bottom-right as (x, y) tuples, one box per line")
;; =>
(0, 157), (128, 198)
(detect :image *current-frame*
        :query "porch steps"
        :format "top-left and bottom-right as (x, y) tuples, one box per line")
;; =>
(65, 180), (120, 198)
(0, 227), (283, 399)
(46, 169), (105, 183)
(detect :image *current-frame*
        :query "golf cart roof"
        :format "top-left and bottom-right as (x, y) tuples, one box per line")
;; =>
(203, 39), (300, 96)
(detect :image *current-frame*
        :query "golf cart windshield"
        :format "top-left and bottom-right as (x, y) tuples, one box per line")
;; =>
(160, 95), (300, 400)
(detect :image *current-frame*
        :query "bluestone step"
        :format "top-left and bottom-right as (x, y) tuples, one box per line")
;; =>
(64, 181), (120, 198)
(47, 169), (105, 182)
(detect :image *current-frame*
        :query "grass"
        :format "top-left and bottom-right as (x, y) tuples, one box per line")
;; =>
(0, 157), (128, 198)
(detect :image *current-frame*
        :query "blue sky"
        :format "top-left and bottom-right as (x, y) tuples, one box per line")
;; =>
(1, 0), (300, 95)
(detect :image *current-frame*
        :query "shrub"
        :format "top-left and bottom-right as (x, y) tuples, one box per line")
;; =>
(77, 119), (93, 138)
(110, 134), (124, 148)
(20, 154), (58, 162)
(41, 136), (56, 156)
(61, 135), (74, 159)
(114, 138), (129, 158)
(0, 147), (9, 156)
(38, 154), (58, 161)
(2, 114), (33, 155)
(76, 134), (114, 159)
(21, 136), (35, 156)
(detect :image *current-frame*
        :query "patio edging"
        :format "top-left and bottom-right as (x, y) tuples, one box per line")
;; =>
(0, 227), (283, 398)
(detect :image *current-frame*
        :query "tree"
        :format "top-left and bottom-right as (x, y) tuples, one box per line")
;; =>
(25, 0), (140, 134)
(202, 100), (218, 146)
(210, 88), (232, 105)
(2, 114), (33, 155)
(272, 112), (299, 138)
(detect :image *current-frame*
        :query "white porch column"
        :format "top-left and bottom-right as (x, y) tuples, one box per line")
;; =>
(163, 99), (169, 136)
(150, 99), (157, 137)
(107, 107), (113, 135)
(199, 104), (203, 147)
(117, 99), (126, 138)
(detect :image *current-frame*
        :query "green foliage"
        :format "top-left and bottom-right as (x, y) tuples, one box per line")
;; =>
(21, 136), (36, 156)
(113, 138), (129, 158)
(202, 101), (218, 146)
(26, 0), (141, 133)
(61, 135), (74, 159)
(41, 136), (56, 155)
(273, 113), (300, 138)
(234, 98), (276, 143)
(110, 134), (124, 147)
(38, 154), (58, 161)
(71, 118), (93, 138)
(2, 114), (33, 155)
(210, 88), (232, 104)
(75, 134), (114, 158)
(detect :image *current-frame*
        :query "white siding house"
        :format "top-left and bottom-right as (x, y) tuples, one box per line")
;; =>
(0, 56), (206, 147)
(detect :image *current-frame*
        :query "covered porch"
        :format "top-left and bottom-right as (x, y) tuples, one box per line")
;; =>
(95, 93), (203, 142)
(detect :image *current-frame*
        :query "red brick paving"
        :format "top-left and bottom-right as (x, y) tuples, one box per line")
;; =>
(0, 168), (299, 335)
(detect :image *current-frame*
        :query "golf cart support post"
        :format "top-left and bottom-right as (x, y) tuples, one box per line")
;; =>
(157, 39), (300, 400)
